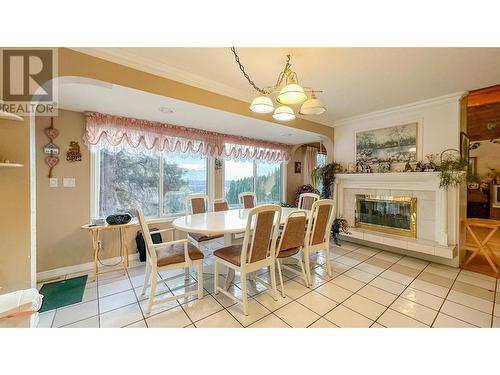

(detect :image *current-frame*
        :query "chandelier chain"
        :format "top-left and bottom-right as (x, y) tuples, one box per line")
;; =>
(230, 47), (267, 95)
(231, 47), (292, 96)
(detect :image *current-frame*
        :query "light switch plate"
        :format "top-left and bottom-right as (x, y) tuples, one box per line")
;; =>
(63, 177), (76, 188)
(49, 178), (58, 187)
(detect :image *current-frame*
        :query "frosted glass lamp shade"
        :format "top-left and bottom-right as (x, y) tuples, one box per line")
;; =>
(249, 95), (274, 113)
(272, 106), (295, 121)
(300, 96), (326, 115)
(276, 83), (307, 105)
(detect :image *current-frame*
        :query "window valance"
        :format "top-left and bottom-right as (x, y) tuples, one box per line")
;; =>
(84, 111), (291, 163)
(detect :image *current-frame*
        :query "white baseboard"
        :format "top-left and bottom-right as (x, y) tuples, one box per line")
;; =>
(37, 253), (141, 282)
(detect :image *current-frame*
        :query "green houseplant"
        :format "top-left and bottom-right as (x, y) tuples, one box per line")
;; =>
(311, 162), (343, 199)
(435, 149), (469, 189)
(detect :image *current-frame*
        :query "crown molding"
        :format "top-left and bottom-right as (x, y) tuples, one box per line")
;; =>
(332, 91), (467, 128)
(71, 48), (253, 103)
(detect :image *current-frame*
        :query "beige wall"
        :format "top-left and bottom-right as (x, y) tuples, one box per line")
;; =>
(36, 111), (92, 272)
(286, 146), (306, 205)
(0, 117), (32, 292)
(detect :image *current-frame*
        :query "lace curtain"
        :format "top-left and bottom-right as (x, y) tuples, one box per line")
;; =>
(303, 146), (318, 185)
(83, 111), (291, 163)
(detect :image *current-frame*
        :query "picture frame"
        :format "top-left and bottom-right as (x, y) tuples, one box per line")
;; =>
(460, 132), (470, 161)
(294, 161), (302, 174)
(355, 122), (418, 165)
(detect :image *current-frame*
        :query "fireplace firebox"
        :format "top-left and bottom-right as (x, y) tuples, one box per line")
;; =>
(355, 195), (417, 238)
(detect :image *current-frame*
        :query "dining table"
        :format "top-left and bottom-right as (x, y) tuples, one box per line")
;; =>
(172, 207), (307, 289)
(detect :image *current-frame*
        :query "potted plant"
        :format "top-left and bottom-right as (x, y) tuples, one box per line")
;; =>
(311, 162), (343, 199)
(435, 149), (469, 189)
(332, 217), (350, 246)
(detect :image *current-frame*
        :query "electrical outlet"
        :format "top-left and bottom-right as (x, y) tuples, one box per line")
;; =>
(63, 177), (76, 187)
(49, 178), (58, 187)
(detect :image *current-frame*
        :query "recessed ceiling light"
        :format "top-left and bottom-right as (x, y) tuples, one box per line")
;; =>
(158, 107), (175, 114)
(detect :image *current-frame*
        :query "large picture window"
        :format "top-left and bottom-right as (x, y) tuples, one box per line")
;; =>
(224, 159), (283, 207)
(97, 149), (207, 217)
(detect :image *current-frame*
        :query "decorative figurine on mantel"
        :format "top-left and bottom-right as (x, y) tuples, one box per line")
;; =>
(425, 153), (438, 171)
(403, 160), (414, 172)
(414, 161), (424, 172)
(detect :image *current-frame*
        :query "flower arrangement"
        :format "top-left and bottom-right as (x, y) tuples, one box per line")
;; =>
(294, 184), (320, 206)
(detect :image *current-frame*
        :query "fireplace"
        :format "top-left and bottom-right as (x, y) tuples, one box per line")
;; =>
(355, 195), (417, 238)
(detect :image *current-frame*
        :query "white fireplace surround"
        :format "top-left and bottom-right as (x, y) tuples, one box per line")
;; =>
(334, 172), (459, 259)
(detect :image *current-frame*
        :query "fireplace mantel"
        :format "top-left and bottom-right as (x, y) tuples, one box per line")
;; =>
(334, 172), (459, 260)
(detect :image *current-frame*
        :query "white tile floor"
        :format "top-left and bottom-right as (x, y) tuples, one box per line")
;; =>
(37, 240), (500, 328)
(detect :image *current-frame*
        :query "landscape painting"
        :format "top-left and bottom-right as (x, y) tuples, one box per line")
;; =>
(356, 122), (417, 164)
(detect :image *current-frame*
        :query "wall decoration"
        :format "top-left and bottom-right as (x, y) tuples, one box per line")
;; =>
(66, 141), (82, 162)
(214, 157), (223, 170)
(460, 132), (470, 161)
(294, 161), (302, 173)
(43, 117), (59, 178)
(355, 122), (417, 164)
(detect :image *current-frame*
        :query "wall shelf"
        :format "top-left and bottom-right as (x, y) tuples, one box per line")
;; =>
(0, 163), (24, 168)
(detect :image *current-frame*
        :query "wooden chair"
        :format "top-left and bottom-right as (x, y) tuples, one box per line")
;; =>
(275, 210), (309, 297)
(213, 204), (281, 315)
(463, 218), (500, 273)
(213, 198), (229, 212)
(239, 192), (257, 208)
(137, 206), (204, 315)
(298, 192), (320, 210)
(185, 194), (223, 248)
(303, 199), (335, 284)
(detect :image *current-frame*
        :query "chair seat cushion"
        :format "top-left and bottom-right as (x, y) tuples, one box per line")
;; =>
(188, 232), (223, 243)
(213, 245), (243, 266)
(277, 247), (300, 258)
(155, 242), (204, 267)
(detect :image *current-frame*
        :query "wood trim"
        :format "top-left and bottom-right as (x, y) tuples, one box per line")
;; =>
(467, 84), (500, 107)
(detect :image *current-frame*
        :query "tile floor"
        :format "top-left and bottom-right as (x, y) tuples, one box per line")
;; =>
(37, 240), (500, 328)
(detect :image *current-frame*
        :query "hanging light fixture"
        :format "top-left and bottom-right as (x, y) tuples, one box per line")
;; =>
(272, 106), (295, 121)
(300, 91), (326, 115)
(249, 95), (274, 113)
(276, 72), (307, 105)
(230, 47), (325, 121)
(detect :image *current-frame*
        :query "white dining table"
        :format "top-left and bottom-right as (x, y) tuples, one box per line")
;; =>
(172, 207), (307, 288)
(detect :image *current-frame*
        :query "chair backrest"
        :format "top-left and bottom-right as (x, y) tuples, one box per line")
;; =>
(213, 198), (229, 212)
(241, 204), (281, 265)
(276, 210), (307, 257)
(185, 194), (209, 215)
(137, 206), (157, 265)
(298, 193), (320, 210)
(239, 192), (257, 209)
(305, 199), (335, 246)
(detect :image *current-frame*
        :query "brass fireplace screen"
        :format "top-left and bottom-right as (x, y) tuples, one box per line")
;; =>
(355, 195), (417, 238)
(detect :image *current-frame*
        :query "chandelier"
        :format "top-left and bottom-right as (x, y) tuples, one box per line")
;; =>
(230, 48), (326, 121)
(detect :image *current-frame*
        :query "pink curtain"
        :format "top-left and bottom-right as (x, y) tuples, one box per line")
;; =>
(83, 112), (291, 162)
(303, 146), (318, 185)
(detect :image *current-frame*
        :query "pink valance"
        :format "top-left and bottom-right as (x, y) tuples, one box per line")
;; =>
(83, 111), (291, 163)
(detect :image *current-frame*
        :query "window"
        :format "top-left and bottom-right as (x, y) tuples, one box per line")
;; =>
(224, 159), (283, 206)
(97, 149), (208, 217)
(256, 162), (281, 204)
(163, 154), (207, 215)
(224, 159), (253, 206)
(316, 152), (327, 168)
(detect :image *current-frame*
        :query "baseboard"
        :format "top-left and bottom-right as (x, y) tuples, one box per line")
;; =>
(37, 253), (140, 282)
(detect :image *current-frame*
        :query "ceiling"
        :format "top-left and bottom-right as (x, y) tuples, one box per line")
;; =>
(57, 78), (321, 145)
(75, 47), (500, 125)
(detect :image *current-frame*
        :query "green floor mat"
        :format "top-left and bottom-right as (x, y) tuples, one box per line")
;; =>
(39, 275), (88, 313)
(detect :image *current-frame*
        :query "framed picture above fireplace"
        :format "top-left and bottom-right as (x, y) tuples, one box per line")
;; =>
(355, 122), (418, 165)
